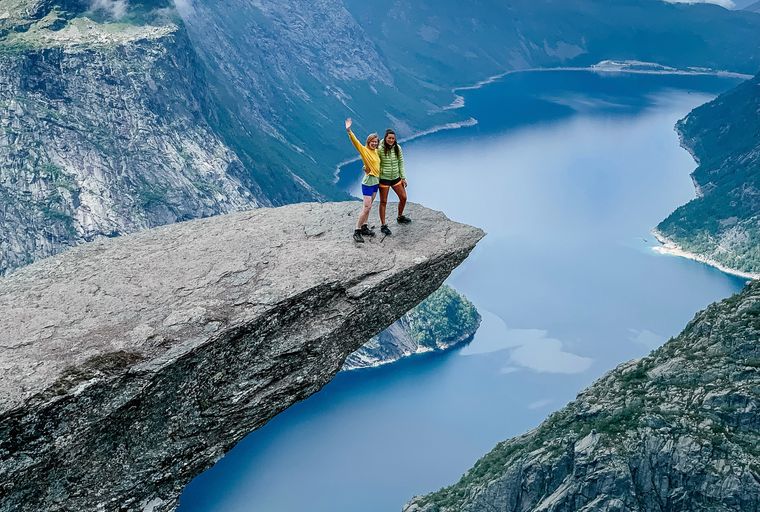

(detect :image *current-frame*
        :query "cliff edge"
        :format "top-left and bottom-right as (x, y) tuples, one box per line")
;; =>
(0, 202), (484, 512)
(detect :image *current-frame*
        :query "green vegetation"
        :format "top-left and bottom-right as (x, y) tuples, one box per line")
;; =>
(405, 285), (481, 349)
(0, 2), (177, 51)
(657, 72), (760, 275)
(136, 185), (168, 209)
(40, 163), (78, 192)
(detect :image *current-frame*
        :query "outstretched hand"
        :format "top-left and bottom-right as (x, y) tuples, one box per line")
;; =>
(345, 118), (352, 131)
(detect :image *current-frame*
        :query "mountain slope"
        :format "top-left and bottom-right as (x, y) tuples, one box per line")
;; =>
(405, 281), (760, 512)
(344, 0), (760, 89)
(176, 0), (461, 190)
(344, 284), (481, 370)
(657, 72), (760, 276)
(0, 2), (272, 273)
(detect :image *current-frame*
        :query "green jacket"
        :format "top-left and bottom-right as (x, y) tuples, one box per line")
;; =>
(377, 142), (405, 181)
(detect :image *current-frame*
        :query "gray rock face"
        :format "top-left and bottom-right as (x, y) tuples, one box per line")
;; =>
(0, 202), (484, 512)
(406, 281), (760, 512)
(0, 5), (272, 275)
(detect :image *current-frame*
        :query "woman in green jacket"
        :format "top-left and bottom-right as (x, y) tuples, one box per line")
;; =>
(377, 128), (411, 236)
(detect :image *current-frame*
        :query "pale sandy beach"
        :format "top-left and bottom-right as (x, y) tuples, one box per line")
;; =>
(652, 230), (759, 281)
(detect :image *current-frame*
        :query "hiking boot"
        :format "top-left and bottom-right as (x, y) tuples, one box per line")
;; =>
(353, 229), (365, 243)
(397, 215), (412, 224)
(380, 224), (392, 236)
(361, 224), (376, 237)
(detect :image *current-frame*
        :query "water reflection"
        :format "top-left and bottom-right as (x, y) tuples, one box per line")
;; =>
(460, 310), (593, 374)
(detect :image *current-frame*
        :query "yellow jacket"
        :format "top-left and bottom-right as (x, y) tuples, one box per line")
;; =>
(348, 130), (380, 186)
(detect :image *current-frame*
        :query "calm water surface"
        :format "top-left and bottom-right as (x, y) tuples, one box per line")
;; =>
(179, 71), (747, 512)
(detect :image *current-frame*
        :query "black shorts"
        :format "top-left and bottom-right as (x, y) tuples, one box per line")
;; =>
(379, 177), (402, 187)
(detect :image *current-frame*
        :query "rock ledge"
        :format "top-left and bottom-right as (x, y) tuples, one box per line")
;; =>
(0, 202), (483, 512)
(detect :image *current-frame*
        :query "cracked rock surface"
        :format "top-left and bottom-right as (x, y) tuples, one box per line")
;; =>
(0, 201), (483, 512)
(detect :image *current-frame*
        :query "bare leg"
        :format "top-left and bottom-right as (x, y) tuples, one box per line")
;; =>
(379, 185), (390, 225)
(391, 182), (407, 219)
(356, 194), (374, 229)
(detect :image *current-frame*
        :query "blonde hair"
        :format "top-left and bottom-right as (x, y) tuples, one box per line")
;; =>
(366, 133), (379, 146)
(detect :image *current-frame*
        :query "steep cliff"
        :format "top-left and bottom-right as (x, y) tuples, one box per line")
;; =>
(344, 284), (481, 371)
(0, 202), (483, 512)
(0, 1), (271, 274)
(405, 281), (760, 512)
(657, 72), (760, 277)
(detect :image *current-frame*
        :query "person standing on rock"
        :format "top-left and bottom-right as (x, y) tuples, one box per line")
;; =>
(377, 128), (410, 235)
(345, 117), (380, 243)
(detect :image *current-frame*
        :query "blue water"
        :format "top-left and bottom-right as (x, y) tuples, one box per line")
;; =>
(179, 71), (746, 512)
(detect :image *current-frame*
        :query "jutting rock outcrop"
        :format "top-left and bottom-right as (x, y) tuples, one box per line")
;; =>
(406, 281), (760, 512)
(0, 202), (484, 512)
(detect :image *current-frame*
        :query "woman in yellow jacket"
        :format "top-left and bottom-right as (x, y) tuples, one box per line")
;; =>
(345, 117), (381, 243)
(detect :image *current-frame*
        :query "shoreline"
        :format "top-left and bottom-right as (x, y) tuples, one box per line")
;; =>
(334, 60), (750, 184)
(443, 62), (752, 110)
(342, 332), (476, 373)
(651, 229), (759, 281)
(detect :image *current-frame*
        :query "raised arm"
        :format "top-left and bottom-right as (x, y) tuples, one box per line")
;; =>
(345, 118), (371, 160)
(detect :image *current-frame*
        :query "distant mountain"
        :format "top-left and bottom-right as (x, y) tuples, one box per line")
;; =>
(657, 72), (760, 276)
(744, 0), (760, 12)
(343, 0), (760, 85)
